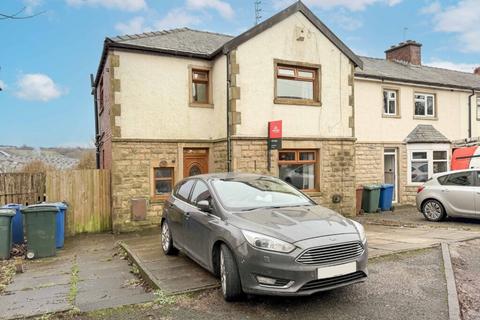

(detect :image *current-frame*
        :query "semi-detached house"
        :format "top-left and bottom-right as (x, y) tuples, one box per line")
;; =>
(92, 1), (480, 232)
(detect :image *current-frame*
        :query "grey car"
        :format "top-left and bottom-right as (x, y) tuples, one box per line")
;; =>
(161, 173), (368, 301)
(416, 169), (480, 221)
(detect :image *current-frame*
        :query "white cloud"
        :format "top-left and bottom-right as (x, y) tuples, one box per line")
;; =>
(186, 0), (234, 19)
(23, 0), (42, 15)
(330, 11), (363, 31)
(15, 74), (64, 102)
(419, 1), (441, 14)
(115, 16), (150, 34)
(66, 0), (146, 12)
(0, 80), (5, 90)
(272, 0), (403, 11)
(425, 59), (477, 73)
(154, 8), (202, 30)
(424, 0), (480, 53)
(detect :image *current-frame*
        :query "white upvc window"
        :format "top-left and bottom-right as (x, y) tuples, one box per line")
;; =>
(407, 144), (449, 185)
(414, 93), (435, 117)
(383, 90), (397, 116)
(476, 95), (480, 121)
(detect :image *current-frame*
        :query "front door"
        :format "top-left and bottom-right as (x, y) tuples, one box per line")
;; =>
(384, 148), (398, 202)
(184, 148), (209, 177)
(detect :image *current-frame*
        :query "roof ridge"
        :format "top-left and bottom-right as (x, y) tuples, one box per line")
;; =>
(360, 55), (477, 77)
(111, 27), (233, 42)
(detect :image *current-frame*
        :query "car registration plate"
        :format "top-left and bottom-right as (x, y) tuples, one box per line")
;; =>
(317, 262), (356, 279)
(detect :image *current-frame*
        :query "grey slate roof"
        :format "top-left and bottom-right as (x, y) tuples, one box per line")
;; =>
(405, 125), (450, 144)
(109, 28), (233, 56)
(356, 56), (480, 90)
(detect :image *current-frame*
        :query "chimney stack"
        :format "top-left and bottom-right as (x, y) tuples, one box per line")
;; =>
(385, 40), (422, 65)
(474, 67), (480, 76)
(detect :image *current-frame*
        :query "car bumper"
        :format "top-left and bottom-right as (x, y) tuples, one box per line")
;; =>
(235, 234), (368, 296)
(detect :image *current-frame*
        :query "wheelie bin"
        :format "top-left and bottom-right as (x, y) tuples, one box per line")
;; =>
(379, 184), (395, 211)
(355, 186), (364, 215)
(21, 204), (59, 259)
(53, 202), (67, 249)
(361, 184), (381, 213)
(2, 204), (24, 244)
(0, 208), (16, 260)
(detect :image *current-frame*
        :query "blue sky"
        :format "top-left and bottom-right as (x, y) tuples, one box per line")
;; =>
(0, 0), (478, 147)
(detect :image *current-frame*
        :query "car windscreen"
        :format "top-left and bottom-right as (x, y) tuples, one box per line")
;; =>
(211, 176), (313, 211)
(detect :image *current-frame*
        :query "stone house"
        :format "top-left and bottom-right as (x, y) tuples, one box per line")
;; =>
(354, 41), (480, 205)
(92, 1), (361, 232)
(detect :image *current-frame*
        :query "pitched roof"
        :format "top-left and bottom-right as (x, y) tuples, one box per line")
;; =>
(108, 28), (233, 57)
(405, 125), (450, 144)
(356, 56), (480, 90)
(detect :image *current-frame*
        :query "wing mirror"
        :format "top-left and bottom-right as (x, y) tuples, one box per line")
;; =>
(197, 200), (212, 213)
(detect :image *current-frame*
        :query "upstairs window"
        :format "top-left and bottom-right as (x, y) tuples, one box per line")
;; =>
(476, 95), (480, 121)
(191, 69), (210, 106)
(383, 89), (398, 116)
(414, 93), (435, 117)
(274, 61), (320, 106)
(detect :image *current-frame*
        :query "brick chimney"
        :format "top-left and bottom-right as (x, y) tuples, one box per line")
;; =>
(474, 67), (480, 76)
(385, 40), (422, 65)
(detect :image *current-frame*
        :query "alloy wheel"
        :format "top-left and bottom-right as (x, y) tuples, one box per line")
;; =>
(220, 251), (227, 295)
(424, 201), (442, 220)
(161, 222), (170, 252)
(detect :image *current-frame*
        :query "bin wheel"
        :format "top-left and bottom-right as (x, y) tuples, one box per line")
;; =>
(376, 209), (381, 213)
(391, 206), (395, 212)
(26, 252), (35, 260)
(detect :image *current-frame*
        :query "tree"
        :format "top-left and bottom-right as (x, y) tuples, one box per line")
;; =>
(0, 6), (44, 20)
(19, 160), (53, 173)
(76, 151), (96, 170)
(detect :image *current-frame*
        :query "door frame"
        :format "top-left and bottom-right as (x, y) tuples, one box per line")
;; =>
(384, 148), (398, 203)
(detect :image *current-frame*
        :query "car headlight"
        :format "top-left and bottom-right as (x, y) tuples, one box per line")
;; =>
(351, 220), (367, 244)
(241, 230), (295, 253)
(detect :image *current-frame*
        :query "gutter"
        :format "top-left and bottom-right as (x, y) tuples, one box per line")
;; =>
(468, 89), (476, 139)
(226, 52), (232, 172)
(90, 74), (100, 169)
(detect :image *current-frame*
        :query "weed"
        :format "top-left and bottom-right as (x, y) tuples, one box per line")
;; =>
(153, 290), (176, 305)
(68, 257), (79, 305)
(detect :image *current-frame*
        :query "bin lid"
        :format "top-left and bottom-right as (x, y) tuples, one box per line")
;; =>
(363, 184), (382, 190)
(52, 202), (68, 210)
(381, 184), (394, 189)
(21, 204), (60, 214)
(2, 203), (23, 209)
(0, 208), (16, 217)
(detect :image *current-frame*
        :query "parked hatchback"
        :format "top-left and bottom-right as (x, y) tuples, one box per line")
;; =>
(417, 169), (480, 221)
(161, 173), (368, 301)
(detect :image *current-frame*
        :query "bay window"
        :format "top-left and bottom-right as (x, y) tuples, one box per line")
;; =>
(408, 145), (449, 184)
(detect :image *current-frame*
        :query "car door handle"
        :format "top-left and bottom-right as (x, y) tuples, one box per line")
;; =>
(167, 203), (174, 208)
(184, 212), (190, 220)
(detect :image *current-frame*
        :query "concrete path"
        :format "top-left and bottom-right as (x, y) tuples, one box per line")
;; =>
(0, 234), (154, 319)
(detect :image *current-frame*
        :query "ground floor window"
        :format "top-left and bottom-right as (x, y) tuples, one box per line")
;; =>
(154, 167), (174, 195)
(278, 150), (317, 191)
(408, 145), (449, 184)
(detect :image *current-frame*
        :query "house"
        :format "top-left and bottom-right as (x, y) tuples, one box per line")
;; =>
(354, 41), (480, 204)
(93, 1), (361, 232)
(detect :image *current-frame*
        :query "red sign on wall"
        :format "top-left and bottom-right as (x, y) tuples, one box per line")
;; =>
(268, 120), (282, 139)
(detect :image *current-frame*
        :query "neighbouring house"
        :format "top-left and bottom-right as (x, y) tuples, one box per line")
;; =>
(93, 1), (361, 232)
(354, 41), (480, 205)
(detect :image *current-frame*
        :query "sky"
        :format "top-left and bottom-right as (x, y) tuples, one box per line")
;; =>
(0, 0), (479, 147)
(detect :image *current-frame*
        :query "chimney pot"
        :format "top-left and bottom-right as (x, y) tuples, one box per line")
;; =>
(474, 67), (480, 76)
(385, 40), (422, 65)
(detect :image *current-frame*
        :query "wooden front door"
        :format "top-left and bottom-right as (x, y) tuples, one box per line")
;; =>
(183, 148), (209, 177)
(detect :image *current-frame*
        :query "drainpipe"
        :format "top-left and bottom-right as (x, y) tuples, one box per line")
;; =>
(90, 74), (100, 169)
(468, 89), (475, 139)
(226, 53), (232, 172)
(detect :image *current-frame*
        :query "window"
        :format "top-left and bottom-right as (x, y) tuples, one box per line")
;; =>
(153, 168), (174, 195)
(278, 150), (317, 190)
(190, 181), (211, 206)
(275, 61), (320, 105)
(175, 179), (195, 202)
(191, 69), (210, 105)
(476, 95), (480, 121)
(440, 172), (474, 186)
(383, 90), (398, 116)
(414, 93), (435, 117)
(408, 146), (449, 184)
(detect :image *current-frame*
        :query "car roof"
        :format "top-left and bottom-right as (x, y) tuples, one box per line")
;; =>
(433, 168), (479, 178)
(183, 172), (273, 182)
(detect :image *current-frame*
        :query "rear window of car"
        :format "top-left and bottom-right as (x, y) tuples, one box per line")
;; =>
(440, 172), (474, 186)
(437, 175), (448, 185)
(174, 179), (196, 202)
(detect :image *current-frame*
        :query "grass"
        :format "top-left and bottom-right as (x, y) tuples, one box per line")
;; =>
(153, 290), (176, 305)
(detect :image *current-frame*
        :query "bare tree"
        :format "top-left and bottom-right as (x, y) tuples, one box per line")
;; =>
(76, 151), (96, 170)
(19, 160), (53, 173)
(0, 6), (45, 20)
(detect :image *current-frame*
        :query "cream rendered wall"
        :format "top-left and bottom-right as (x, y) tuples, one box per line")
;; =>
(116, 51), (227, 140)
(234, 12), (353, 138)
(354, 79), (472, 142)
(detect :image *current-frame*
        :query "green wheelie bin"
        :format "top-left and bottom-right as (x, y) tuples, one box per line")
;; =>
(361, 184), (382, 213)
(21, 204), (59, 259)
(0, 209), (16, 260)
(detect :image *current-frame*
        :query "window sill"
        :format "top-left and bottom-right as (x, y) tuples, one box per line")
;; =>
(413, 116), (437, 121)
(274, 98), (321, 107)
(382, 114), (401, 119)
(150, 195), (168, 204)
(189, 103), (214, 109)
(304, 190), (321, 196)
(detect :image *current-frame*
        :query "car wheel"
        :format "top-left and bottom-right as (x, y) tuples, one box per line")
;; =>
(422, 199), (446, 222)
(161, 220), (178, 255)
(220, 244), (243, 301)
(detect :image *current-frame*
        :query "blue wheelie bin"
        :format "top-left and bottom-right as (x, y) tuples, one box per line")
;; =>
(52, 202), (67, 249)
(2, 204), (24, 244)
(379, 184), (394, 211)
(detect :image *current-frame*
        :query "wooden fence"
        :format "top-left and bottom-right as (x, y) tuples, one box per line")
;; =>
(0, 173), (45, 206)
(45, 170), (112, 236)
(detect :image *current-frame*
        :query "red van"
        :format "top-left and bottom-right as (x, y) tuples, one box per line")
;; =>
(451, 146), (480, 170)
